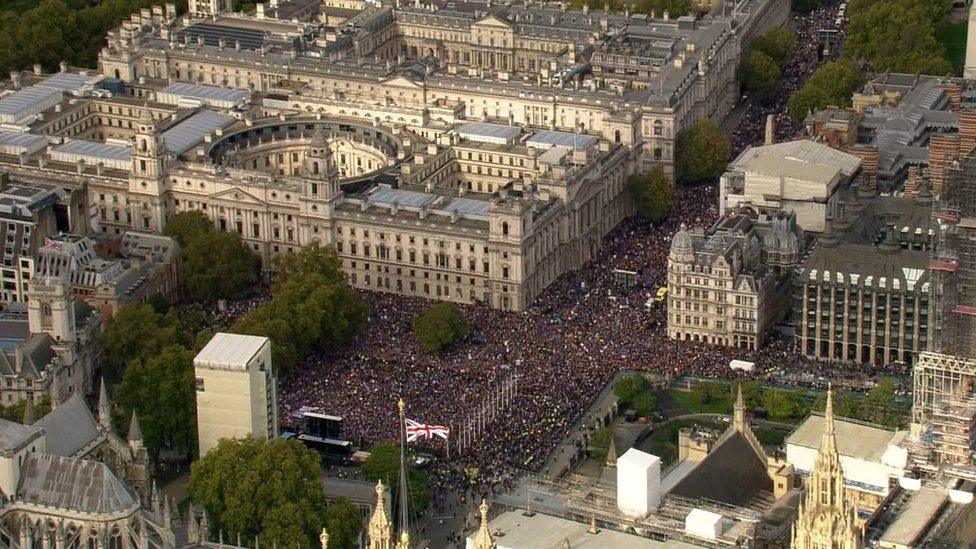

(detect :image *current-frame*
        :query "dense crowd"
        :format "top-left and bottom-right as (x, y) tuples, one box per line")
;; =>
(274, 2), (868, 492)
(278, 184), (852, 491)
(730, 1), (848, 155)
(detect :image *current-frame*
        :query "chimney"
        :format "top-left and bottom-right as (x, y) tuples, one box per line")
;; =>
(764, 114), (774, 145)
(33, 64), (42, 76)
(59, 60), (68, 73)
(9, 71), (20, 90)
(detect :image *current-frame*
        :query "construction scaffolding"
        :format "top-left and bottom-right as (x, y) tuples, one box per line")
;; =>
(912, 352), (976, 438)
(930, 381), (976, 467)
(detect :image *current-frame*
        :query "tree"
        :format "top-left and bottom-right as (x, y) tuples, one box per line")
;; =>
(614, 374), (649, 405)
(188, 437), (326, 548)
(411, 302), (469, 354)
(102, 303), (189, 375)
(675, 118), (730, 185)
(323, 499), (362, 549)
(736, 379), (763, 409)
(234, 245), (366, 372)
(739, 50), (780, 104)
(1, 395), (52, 423)
(163, 211), (214, 248)
(627, 166), (675, 223)
(863, 378), (897, 427)
(788, 60), (864, 123)
(362, 443), (430, 517)
(845, 0), (952, 75)
(762, 389), (809, 422)
(183, 231), (259, 303)
(792, 0), (820, 15)
(115, 345), (196, 462)
(690, 380), (727, 412)
(751, 27), (795, 68)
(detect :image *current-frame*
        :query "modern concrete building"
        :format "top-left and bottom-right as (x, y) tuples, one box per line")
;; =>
(667, 210), (802, 350)
(0, 183), (69, 304)
(720, 139), (862, 233)
(193, 333), (278, 456)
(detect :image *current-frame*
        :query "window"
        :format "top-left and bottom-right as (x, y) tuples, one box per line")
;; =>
(195, 378), (205, 391)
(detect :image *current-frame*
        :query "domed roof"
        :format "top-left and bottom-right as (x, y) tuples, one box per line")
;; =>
(671, 224), (693, 254)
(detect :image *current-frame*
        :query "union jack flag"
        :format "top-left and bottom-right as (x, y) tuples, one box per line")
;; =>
(42, 237), (62, 250)
(405, 418), (449, 442)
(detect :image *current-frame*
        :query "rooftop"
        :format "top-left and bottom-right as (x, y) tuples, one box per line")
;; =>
(878, 487), (948, 547)
(17, 453), (136, 514)
(730, 139), (862, 181)
(194, 332), (269, 370)
(786, 414), (901, 463)
(34, 394), (101, 457)
(473, 510), (701, 549)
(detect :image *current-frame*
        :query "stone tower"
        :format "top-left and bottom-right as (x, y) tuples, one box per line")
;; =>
(129, 108), (166, 232)
(791, 384), (863, 549)
(303, 128), (340, 200)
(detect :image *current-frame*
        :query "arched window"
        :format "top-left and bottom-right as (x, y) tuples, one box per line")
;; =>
(114, 68), (120, 79)
(313, 161), (319, 175)
(614, 129), (621, 143)
(654, 120), (663, 136)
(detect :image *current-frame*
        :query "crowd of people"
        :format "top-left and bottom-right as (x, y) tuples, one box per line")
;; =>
(730, 1), (848, 155)
(271, 1), (870, 495)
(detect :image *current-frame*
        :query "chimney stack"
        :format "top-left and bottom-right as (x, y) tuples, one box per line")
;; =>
(764, 114), (774, 146)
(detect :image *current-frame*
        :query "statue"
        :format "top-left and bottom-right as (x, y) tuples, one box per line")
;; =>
(319, 528), (329, 549)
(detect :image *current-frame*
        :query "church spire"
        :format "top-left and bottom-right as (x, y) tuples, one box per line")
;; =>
(98, 377), (112, 430)
(733, 382), (747, 433)
(791, 383), (864, 549)
(367, 480), (392, 549)
(605, 432), (618, 468)
(473, 499), (495, 549)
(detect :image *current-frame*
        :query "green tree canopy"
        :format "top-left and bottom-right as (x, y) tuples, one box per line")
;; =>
(614, 374), (649, 404)
(163, 210), (214, 248)
(626, 166), (675, 224)
(362, 443), (431, 518)
(323, 498), (363, 549)
(411, 302), (469, 354)
(675, 118), (730, 185)
(761, 389), (810, 422)
(739, 50), (780, 104)
(115, 344), (196, 461)
(188, 437), (326, 548)
(750, 27), (795, 68)
(787, 60), (864, 123)
(845, 0), (952, 75)
(234, 245), (366, 372)
(102, 303), (190, 375)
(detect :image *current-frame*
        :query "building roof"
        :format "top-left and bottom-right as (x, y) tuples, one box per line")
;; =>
(457, 122), (521, 144)
(527, 130), (598, 151)
(0, 86), (60, 118)
(0, 418), (42, 455)
(471, 510), (701, 549)
(161, 109), (234, 154)
(51, 139), (132, 163)
(669, 430), (773, 506)
(730, 139), (862, 179)
(878, 487), (947, 547)
(159, 82), (249, 104)
(34, 393), (100, 457)
(194, 332), (268, 370)
(786, 414), (900, 463)
(17, 453), (136, 514)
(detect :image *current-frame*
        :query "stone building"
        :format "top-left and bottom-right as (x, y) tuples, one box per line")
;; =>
(793, 180), (934, 366)
(667, 210), (802, 350)
(0, 183), (69, 304)
(790, 386), (865, 549)
(94, 0), (788, 179)
(0, 277), (101, 407)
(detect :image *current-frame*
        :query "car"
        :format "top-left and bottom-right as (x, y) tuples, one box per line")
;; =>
(654, 286), (668, 303)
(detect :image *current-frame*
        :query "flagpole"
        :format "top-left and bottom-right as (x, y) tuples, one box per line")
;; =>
(397, 398), (410, 545)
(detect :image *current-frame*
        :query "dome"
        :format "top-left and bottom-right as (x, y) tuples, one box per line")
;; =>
(671, 226), (693, 255)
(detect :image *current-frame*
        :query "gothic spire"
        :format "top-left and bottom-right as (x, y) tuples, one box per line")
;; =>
(128, 410), (144, 444)
(367, 480), (392, 549)
(605, 432), (618, 468)
(733, 382), (746, 433)
(472, 499), (495, 549)
(98, 377), (111, 429)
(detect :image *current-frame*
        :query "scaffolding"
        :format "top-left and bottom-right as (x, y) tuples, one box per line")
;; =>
(912, 352), (976, 438)
(930, 381), (976, 467)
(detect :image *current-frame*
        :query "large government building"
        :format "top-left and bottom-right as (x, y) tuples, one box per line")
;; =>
(0, 0), (786, 311)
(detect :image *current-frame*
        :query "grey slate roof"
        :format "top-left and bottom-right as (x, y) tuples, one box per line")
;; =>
(0, 418), (42, 455)
(34, 394), (100, 457)
(670, 431), (773, 506)
(17, 453), (136, 514)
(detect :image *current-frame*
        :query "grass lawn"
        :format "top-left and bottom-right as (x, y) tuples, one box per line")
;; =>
(938, 21), (968, 74)
(667, 388), (732, 415)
